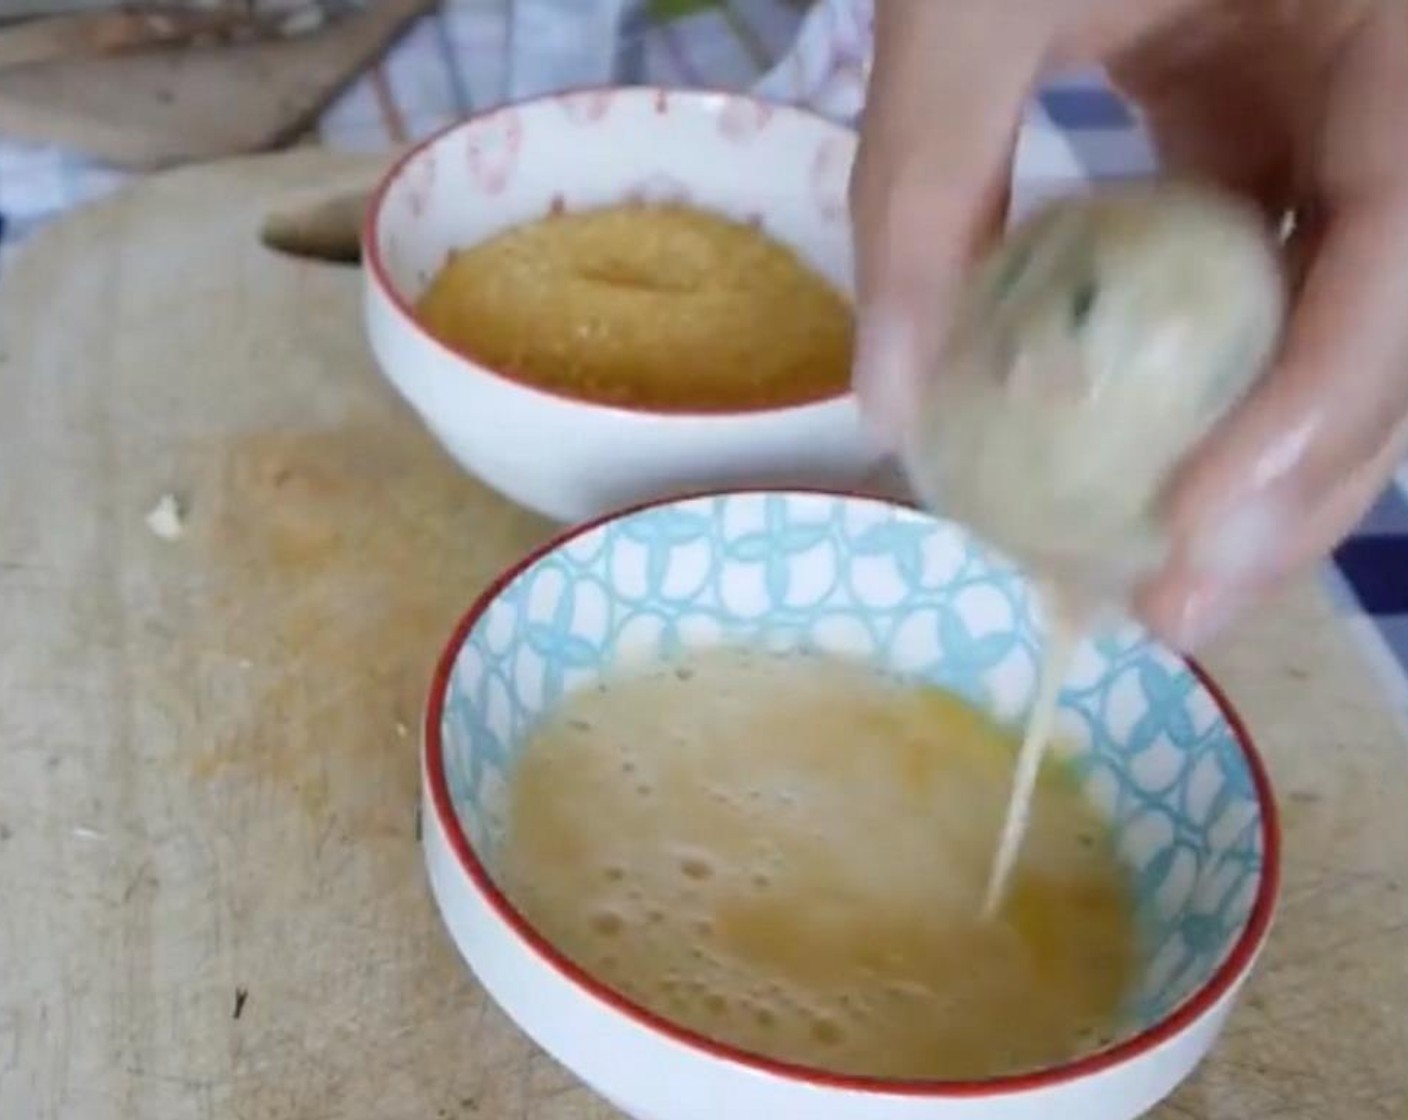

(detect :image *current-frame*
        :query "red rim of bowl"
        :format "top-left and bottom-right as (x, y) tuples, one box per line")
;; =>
(363, 85), (859, 421)
(422, 486), (1282, 1099)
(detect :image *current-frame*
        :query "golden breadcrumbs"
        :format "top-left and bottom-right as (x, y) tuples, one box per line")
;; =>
(415, 204), (854, 412)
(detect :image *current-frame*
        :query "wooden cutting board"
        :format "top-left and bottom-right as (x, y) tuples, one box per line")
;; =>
(0, 0), (433, 171)
(0, 150), (1405, 1120)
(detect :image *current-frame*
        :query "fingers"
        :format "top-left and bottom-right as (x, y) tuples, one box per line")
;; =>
(848, 0), (1042, 448)
(1139, 411), (1408, 650)
(1138, 197), (1408, 649)
(1112, 66), (1297, 221)
(1128, 1), (1408, 649)
(1108, 1), (1377, 225)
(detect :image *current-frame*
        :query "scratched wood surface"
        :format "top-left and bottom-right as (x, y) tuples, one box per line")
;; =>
(0, 0), (434, 171)
(0, 150), (1405, 1120)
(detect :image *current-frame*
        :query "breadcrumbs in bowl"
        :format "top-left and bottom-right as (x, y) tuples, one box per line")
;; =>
(363, 87), (884, 523)
(416, 203), (855, 413)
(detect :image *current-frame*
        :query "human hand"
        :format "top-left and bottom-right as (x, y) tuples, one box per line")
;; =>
(852, 0), (1408, 649)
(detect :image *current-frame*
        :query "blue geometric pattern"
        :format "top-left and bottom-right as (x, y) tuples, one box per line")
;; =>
(438, 491), (1268, 1042)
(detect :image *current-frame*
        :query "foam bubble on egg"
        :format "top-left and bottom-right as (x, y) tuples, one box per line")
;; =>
(499, 646), (1141, 1079)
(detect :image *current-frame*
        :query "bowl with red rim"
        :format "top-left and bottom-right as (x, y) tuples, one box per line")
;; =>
(363, 87), (882, 525)
(421, 488), (1280, 1120)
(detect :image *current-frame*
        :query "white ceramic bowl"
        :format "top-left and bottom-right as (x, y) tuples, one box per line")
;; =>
(422, 489), (1280, 1120)
(364, 88), (881, 525)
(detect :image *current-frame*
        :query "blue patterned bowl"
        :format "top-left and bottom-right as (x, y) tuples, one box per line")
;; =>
(422, 490), (1279, 1120)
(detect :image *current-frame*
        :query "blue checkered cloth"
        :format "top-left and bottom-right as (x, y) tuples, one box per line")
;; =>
(0, 1), (1402, 722)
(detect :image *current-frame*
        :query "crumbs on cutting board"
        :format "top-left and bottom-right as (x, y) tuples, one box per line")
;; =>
(145, 493), (187, 541)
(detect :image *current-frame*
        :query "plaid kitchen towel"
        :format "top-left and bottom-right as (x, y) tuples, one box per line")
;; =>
(0, 0), (1134, 248)
(0, 0), (1402, 724)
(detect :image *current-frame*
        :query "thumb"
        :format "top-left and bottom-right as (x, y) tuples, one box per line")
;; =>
(848, 0), (1040, 448)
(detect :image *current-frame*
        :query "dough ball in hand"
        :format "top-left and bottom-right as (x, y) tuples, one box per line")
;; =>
(902, 181), (1286, 608)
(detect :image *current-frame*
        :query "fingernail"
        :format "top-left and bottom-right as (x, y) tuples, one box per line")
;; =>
(1167, 582), (1245, 653)
(852, 307), (919, 450)
(1163, 501), (1282, 649)
(1186, 499), (1284, 581)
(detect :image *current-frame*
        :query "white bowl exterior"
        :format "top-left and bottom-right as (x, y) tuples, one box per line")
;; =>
(425, 492), (1274, 1119)
(365, 89), (881, 524)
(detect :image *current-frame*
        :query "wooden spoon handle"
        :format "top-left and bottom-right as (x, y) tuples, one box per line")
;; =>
(260, 188), (372, 266)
